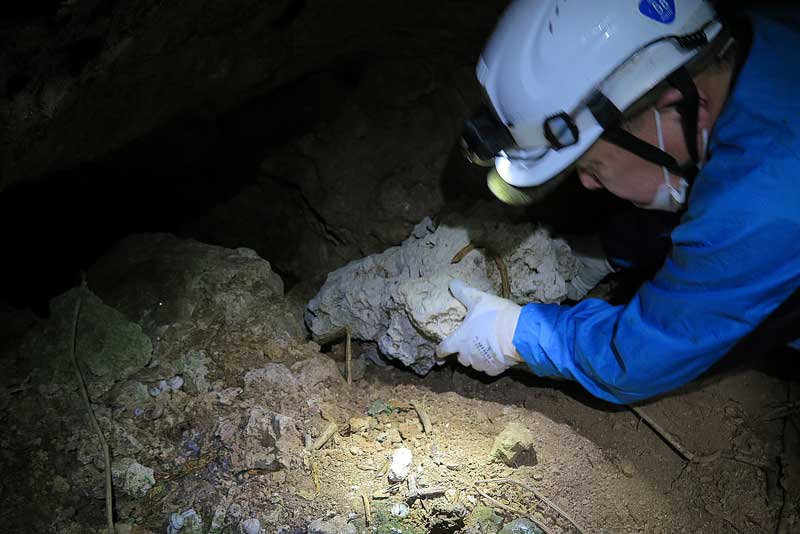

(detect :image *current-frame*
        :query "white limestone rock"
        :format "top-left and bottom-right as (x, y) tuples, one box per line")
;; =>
(306, 214), (579, 374)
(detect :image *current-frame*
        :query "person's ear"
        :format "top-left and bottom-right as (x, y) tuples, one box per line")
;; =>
(577, 169), (603, 190)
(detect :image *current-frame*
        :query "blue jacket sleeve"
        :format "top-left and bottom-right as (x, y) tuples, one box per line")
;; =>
(513, 205), (800, 405)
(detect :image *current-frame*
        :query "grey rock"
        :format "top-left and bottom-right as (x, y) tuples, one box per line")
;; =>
(111, 457), (155, 498)
(20, 287), (152, 387)
(306, 214), (579, 374)
(499, 518), (545, 534)
(240, 518), (262, 534)
(237, 408), (304, 471)
(89, 233), (285, 335)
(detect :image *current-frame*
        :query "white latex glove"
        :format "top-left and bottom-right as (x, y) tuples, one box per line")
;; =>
(436, 280), (523, 376)
(566, 236), (617, 301)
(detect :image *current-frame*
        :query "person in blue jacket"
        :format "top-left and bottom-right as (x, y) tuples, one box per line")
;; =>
(438, 0), (800, 404)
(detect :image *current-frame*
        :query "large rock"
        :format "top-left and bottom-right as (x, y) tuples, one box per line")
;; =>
(88, 233), (313, 376)
(306, 214), (579, 374)
(15, 287), (152, 387)
(89, 233), (285, 334)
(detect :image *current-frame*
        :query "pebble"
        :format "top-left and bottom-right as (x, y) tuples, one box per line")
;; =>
(388, 447), (413, 482)
(620, 461), (636, 477)
(390, 502), (410, 518)
(348, 416), (371, 433)
(240, 518), (261, 534)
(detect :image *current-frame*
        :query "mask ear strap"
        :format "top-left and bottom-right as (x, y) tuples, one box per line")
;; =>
(589, 92), (686, 176)
(653, 109), (672, 186)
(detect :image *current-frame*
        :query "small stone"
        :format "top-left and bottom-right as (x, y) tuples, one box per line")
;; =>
(620, 460), (636, 477)
(390, 502), (410, 518)
(388, 447), (413, 482)
(168, 509), (203, 534)
(490, 422), (538, 467)
(367, 399), (393, 416)
(216, 387), (243, 405)
(167, 375), (185, 391)
(349, 447), (363, 456)
(465, 505), (504, 534)
(112, 458), (155, 498)
(499, 518), (544, 534)
(398, 421), (422, 440)
(307, 515), (356, 534)
(240, 518), (261, 534)
(348, 416), (372, 433)
(386, 428), (402, 444)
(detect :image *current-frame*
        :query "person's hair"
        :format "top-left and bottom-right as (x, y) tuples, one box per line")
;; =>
(621, 29), (738, 124)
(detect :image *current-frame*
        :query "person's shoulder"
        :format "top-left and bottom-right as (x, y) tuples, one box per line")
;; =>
(683, 142), (800, 242)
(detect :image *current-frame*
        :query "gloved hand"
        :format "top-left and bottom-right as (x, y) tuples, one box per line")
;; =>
(436, 280), (523, 376)
(566, 236), (617, 301)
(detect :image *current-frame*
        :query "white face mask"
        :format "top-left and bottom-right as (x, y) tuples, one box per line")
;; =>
(635, 109), (708, 212)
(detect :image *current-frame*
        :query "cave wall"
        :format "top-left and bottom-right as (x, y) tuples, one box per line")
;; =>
(0, 0), (508, 305)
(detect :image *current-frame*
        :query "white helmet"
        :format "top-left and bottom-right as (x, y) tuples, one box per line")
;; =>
(462, 0), (725, 196)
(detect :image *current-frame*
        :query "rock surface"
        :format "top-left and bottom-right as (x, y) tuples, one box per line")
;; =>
(306, 214), (579, 374)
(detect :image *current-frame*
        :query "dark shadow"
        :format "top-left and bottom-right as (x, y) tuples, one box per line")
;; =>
(0, 63), (369, 314)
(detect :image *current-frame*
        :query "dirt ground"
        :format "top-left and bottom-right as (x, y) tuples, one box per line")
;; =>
(1, 309), (798, 534)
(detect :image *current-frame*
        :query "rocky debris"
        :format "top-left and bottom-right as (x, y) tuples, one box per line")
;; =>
(111, 457), (155, 498)
(491, 422), (538, 467)
(388, 447), (414, 482)
(307, 514), (356, 534)
(306, 213), (579, 374)
(499, 518), (545, 534)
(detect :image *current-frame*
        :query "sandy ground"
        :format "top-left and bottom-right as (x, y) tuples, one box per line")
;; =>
(1, 325), (796, 534)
